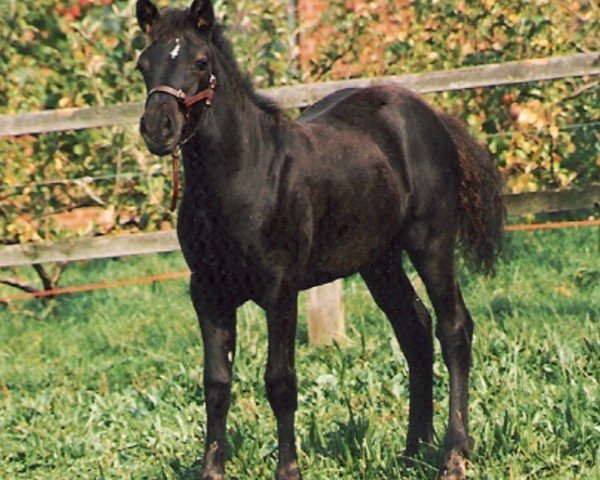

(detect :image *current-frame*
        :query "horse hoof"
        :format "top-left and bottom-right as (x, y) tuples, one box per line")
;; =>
(439, 449), (468, 480)
(201, 441), (225, 480)
(276, 460), (301, 480)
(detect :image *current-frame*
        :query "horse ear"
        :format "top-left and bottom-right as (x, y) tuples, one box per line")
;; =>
(136, 0), (159, 34)
(190, 0), (215, 32)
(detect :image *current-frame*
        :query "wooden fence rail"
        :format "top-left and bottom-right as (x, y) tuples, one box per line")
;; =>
(1, 186), (598, 268)
(1, 53), (598, 137)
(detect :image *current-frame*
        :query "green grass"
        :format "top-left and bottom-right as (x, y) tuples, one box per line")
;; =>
(1, 228), (598, 479)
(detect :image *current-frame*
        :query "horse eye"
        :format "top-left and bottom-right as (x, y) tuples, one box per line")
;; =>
(195, 59), (209, 71)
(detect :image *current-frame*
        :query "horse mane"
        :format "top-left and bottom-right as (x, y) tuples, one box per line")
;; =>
(211, 25), (282, 117)
(152, 9), (281, 117)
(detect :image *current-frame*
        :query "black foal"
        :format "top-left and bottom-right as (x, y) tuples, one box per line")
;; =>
(134, 1), (504, 478)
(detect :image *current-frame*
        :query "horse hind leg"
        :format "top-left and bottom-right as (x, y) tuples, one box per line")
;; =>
(406, 229), (473, 480)
(360, 250), (435, 456)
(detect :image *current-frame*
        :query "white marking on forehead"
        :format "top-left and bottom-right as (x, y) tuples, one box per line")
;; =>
(170, 38), (181, 59)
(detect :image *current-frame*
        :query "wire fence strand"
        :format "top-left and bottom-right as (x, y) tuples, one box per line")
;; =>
(0, 271), (190, 303)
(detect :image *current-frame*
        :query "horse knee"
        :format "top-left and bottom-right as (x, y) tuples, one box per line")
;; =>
(265, 371), (298, 413)
(204, 370), (232, 415)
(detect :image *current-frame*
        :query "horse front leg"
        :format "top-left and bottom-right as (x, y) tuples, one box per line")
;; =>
(265, 292), (301, 480)
(191, 274), (237, 480)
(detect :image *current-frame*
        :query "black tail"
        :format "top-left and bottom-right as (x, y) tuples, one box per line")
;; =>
(440, 114), (505, 274)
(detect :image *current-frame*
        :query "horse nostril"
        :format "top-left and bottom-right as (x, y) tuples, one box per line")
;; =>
(140, 111), (179, 146)
(161, 116), (174, 138)
(141, 114), (157, 138)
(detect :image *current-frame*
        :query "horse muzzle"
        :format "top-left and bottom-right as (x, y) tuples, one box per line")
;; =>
(140, 96), (186, 156)
(140, 76), (218, 155)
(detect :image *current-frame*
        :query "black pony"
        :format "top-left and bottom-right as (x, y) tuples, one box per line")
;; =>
(135, 1), (504, 479)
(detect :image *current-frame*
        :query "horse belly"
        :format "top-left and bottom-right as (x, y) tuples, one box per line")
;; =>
(314, 232), (385, 275)
(309, 177), (405, 277)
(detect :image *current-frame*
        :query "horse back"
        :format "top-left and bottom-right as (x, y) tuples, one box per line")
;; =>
(300, 84), (460, 194)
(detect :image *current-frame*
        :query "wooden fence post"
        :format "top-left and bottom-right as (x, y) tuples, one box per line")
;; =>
(306, 279), (345, 347)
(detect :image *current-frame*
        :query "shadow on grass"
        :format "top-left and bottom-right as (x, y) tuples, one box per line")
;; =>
(490, 294), (597, 323)
(303, 405), (440, 479)
(165, 410), (440, 479)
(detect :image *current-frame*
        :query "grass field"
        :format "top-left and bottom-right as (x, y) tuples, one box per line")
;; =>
(1, 228), (598, 479)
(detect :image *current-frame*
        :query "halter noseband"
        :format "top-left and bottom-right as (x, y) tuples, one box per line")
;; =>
(145, 74), (217, 212)
(147, 74), (218, 115)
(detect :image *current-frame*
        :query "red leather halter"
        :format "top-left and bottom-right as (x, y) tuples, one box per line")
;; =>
(145, 74), (217, 211)
(147, 74), (218, 114)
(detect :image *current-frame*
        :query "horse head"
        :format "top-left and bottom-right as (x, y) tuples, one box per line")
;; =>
(136, 0), (217, 155)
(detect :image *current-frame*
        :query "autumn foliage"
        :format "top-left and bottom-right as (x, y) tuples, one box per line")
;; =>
(0, 0), (598, 245)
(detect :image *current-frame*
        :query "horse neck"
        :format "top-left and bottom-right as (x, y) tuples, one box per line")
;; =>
(181, 66), (282, 190)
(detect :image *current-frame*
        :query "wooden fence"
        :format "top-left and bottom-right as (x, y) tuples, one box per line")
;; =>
(1, 53), (597, 137)
(1, 52), (599, 345)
